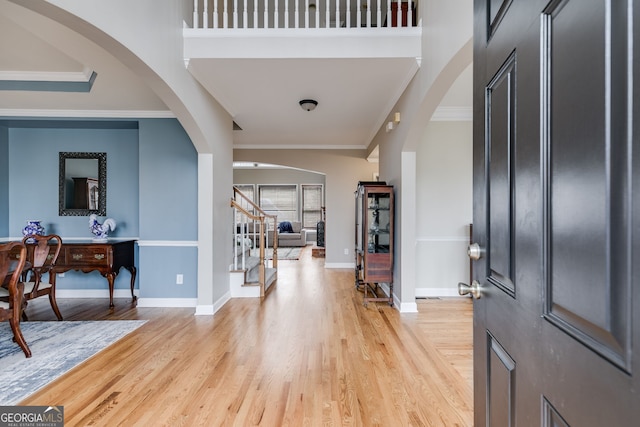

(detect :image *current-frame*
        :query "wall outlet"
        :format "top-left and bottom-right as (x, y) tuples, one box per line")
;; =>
(344, 248), (349, 255)
(176, 274), (184, 285)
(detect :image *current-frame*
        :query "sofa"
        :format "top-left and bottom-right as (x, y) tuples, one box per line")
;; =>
(269, 221), (307, 247)
(237, 220), (307, 247)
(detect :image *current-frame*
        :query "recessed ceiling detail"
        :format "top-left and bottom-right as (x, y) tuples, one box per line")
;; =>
(0, 69), (97, 92)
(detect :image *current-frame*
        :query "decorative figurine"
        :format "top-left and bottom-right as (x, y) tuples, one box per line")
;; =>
(89, 214), (116, 241)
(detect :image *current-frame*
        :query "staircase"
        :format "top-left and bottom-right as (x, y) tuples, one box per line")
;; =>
(230, 187), (279, 298)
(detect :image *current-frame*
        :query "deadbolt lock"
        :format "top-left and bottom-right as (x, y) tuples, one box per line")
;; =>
(467, 243), (484, 260)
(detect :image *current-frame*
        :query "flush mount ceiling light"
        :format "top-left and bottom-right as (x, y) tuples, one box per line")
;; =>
(299, 99), (318, 111)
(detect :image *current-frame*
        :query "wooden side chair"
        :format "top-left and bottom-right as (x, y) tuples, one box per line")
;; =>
(21, 234), (63, 320)
(0, 235), (64, 321)
(0, 241), (31, 358)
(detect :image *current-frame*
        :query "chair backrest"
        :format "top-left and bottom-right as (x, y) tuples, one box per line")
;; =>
(22, 234), (62, 270)
(0, 242), (26, 303)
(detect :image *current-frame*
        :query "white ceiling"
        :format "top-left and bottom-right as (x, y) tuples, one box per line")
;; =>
(0, 3), (469, 151)
(188, 56), (418, 148)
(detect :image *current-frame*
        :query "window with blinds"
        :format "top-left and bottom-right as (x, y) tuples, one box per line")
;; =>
(258, 184), (298, 223)
(302, 184), (323, 228)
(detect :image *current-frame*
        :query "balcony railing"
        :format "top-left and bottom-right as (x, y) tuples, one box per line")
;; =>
(192, 0), (416, 29)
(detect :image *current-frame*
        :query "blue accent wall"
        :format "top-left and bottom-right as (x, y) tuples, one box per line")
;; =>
(8, 126), (139, 237)
(1, 118), (199, 300)
(139, 246), (198, 298)
(0, 126), (8, 236)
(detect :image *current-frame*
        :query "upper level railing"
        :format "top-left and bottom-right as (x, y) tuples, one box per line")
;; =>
(192, 0), (417, 29)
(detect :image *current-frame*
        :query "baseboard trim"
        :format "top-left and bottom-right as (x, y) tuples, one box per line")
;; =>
(137, 298), (197, 308)
(195, 305), (214, 315)
(56, 289), (139, 299)
(325, 262), (355, 269)
(195, 291), (231, 316)
(398, 301), (418, 313)
(57, 289), (204, 309)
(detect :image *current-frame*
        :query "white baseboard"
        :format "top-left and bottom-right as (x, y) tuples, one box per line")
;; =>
(398, 301), (418, 312)
(213, 291), (231, 314)
(137, 298), (197, 308)
(325, 262), (355, 269)
(195, 305), (214, 315)
(56, 289), (230, 311)
(195, 291), (231, 316)
(56, 289), (139, 299)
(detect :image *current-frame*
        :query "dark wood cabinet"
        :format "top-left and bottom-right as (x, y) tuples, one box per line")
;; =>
(354, 182), (394, 306)
(72, 177), (99, 210)
(53, 239), (137, 308)
(8, 239), (137, 309)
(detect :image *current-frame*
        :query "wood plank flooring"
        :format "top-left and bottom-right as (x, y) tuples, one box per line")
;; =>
(19, 246), (473, 426)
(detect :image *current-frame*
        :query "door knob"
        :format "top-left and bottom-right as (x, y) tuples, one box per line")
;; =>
(458, 280), (482, 299)
(467, 243), (484, 260)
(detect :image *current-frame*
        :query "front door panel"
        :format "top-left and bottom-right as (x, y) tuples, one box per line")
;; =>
(543, 0), (632, 371)
(473, 0), (640, 425)
(487, 51), (516, 297)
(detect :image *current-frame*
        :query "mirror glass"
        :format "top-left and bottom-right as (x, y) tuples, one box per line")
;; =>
(59, 152), (107, 216)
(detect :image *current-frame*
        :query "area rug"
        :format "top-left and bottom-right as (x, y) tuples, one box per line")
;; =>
(0, 320), (146, 405)
(265, 247), (303, 260)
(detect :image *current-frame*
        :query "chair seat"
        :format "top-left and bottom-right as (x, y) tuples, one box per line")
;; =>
(0, 281), (51, 296)
(23, 281), (52, 294)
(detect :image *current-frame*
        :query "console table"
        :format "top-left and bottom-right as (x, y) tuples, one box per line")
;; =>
(52, 239), (137, 308)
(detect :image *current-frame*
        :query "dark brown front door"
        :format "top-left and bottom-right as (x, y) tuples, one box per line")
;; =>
(470, 0), (640, 425)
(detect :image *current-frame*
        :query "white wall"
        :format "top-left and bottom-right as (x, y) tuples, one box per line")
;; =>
(234, 168), (325, 186)
(369, 0), (473, 311)
(415, 120), (472, 296)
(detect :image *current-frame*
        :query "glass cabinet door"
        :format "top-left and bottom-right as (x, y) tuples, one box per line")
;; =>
(367, 192), (391, 253)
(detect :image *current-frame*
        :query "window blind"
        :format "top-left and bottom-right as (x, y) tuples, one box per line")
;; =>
(259, 185), (297, 223)
(302, 184), (323, 228)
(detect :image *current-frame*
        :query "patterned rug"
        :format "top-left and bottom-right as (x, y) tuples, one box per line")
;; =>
(0, 320), (146, 405)
(265, 247), (303, 260)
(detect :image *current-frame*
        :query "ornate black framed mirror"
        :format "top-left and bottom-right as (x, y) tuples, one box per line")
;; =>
(58, 152), (107, 216)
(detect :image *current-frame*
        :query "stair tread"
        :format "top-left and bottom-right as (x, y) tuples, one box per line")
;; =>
(246, 267), (276, 284)
(231, 256), (260, 271)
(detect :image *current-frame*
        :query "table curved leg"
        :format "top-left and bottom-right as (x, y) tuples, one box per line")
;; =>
(105, 272), (115, 308)
(127, 266), (137, 305)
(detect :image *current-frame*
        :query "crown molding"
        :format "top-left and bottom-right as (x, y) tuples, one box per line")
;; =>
(0, 68), (94, 82)
(0, 69), (98, 92)
(0, 109), (175, 118)
(234, 144), (367, 150)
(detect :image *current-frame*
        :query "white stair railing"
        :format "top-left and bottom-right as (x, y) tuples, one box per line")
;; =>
(193, 0), (415, 30)
(231, 187), (278, 296)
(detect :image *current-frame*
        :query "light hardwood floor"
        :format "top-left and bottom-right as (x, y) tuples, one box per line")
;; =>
(20, 247), (473, 426)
